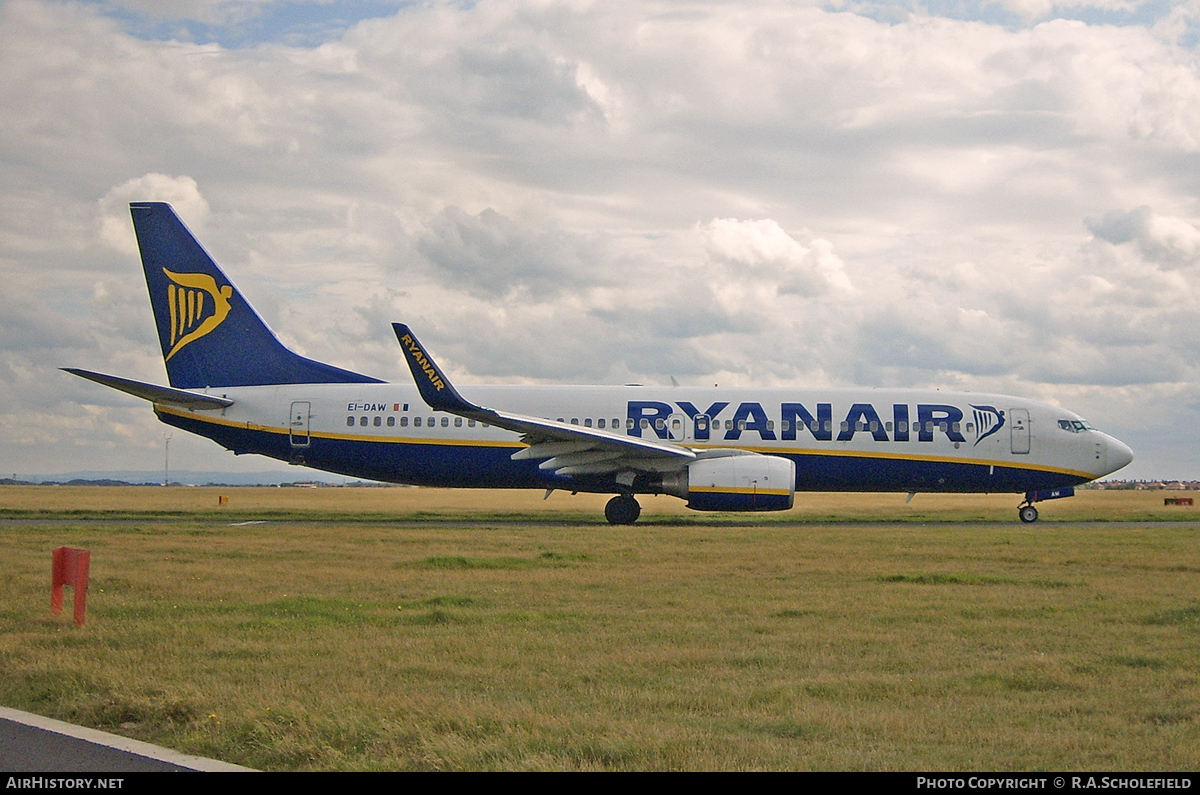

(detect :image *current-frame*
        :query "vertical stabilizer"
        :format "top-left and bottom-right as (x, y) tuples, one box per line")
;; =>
(130, 202), (382, 389)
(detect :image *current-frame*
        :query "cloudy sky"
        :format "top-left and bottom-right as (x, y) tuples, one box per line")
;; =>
(2, 0), (1198, 480)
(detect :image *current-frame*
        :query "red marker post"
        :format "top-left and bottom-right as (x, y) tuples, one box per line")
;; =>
(51, 547), (90, 626)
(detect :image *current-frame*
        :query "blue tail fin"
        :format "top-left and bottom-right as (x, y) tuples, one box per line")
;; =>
(130, 202), (382, 389)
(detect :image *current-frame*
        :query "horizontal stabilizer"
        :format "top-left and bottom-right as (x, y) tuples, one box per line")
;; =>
(62, 368), (234, 410)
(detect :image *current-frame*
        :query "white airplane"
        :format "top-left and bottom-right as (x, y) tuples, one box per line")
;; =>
(66, 203), (1133, 524)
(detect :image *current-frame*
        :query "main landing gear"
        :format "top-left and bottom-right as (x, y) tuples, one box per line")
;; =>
(605, 494), (642, 525)
(1018, 503), (1039, 524)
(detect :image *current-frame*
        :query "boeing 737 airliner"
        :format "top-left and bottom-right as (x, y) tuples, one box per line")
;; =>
(66, 203), (1133, 523)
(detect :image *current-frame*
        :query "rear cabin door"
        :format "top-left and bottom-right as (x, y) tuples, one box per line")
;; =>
(289, 401), (311, 448)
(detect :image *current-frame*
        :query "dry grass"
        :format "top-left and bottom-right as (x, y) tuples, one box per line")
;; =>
(0, 487), (1198, 770)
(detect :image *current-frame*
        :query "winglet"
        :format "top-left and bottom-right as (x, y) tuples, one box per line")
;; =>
(392, 323), (482, 414)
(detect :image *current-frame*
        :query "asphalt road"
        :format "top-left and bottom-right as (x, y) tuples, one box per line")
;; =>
(0, 706), (251, 772)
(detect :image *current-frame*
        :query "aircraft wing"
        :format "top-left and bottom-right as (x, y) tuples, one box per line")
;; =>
(393, 324), (695, 476)
(62, 368), (234, 410)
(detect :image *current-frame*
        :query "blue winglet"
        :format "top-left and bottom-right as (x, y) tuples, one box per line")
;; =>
(392, 323), (482, 414)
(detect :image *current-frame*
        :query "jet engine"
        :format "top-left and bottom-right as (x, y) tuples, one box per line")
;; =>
(661, 453), (796, 512)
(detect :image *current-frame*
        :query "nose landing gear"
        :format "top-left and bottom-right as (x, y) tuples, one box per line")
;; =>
(1017, 486), (1075, 524)
(605, 494), (642, 525)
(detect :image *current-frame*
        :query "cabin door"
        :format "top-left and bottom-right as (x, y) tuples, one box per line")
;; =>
(668, 412), (689, 442)
(289, 401), (311, 448)
(1009, 408), (1030, 454)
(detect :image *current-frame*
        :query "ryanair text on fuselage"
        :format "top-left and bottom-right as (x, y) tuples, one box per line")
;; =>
(631, 400), (1000, 444)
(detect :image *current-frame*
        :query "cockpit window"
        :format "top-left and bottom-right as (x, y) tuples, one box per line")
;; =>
(1058, 419), (1095, 433)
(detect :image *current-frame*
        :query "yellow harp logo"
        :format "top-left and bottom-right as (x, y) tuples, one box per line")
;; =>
(163, 268), (233, 361)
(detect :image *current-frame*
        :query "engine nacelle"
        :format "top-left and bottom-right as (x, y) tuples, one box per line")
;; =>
(663, 454), (795, 512)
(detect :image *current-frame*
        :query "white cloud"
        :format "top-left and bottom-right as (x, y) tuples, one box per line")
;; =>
(1086, 205), (1200, 268)
(0, 0), (1197, 478)
(700, 218), (854, 296)
(97, 174), (210, 253)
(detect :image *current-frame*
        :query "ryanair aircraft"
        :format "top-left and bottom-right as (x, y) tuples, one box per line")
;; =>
(66, 203), (1133, 524)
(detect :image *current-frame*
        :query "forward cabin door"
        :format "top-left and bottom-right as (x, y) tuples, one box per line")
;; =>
(1010, 408), (1030, 455)
(289, 401), (311, 448)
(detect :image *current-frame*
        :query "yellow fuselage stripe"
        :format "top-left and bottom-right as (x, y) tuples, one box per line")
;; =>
(154, 404), (1093, 479)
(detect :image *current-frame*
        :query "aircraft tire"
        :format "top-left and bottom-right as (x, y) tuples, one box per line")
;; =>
(605, 495), (641, 525)
(1019, 504), (1039, 524)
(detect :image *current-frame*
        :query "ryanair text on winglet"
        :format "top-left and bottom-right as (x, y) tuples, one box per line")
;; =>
(399, 334), (446, 392)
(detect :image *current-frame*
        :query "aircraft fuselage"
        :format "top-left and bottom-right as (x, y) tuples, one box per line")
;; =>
(155, 383), (1129, 495)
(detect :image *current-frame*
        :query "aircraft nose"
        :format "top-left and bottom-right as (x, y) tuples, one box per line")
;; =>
(1105, 436), (1134, 474)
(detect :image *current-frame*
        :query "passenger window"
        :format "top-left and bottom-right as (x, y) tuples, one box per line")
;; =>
(387, 416), (395, 427)
(951, 422), (960, 433)
(841, 422), (849, 432)
(598, 419), (606, 429)
(441, 417), (449, 427)
(454, 417), (462, 427)
(468, 419), (475, 427)
(414, 417), (422, 427)
(737, 420), (746, 430)
(869, 421), (878, 432)
(725, 420), (733, 430)
(571, 418), (580, 425)
(626, 418), (634, 429)
(400, 417), (409, 427)
(346, 417), (354, 427)
(641, 419), (650, 429)
(584, 418), (593, 427)
(898, 421), (908, 433)
(885, 422), (893, 432)
(780, 420), (789, 432)
(374, 416), (381, 427)
(766, 420), (774, 431)
(360, 416), (368, 427)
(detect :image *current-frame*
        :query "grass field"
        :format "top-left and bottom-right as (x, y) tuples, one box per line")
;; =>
(1, 487), (1198, 770)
